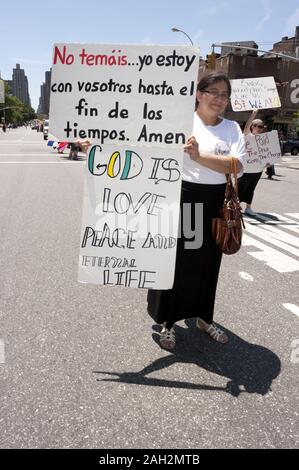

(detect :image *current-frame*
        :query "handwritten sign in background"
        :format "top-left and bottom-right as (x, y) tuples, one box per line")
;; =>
(230, 76), (281, 112)
(244, 130), (282, 172)
(49, 43), (199, 147)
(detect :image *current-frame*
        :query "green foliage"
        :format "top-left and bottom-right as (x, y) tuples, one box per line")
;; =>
(0, 82), (36, 124)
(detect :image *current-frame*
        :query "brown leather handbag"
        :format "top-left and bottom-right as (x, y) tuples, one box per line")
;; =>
(212, 157), (245, 255)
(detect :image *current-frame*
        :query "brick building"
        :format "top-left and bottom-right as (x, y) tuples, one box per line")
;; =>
(199, 26), (299, 137)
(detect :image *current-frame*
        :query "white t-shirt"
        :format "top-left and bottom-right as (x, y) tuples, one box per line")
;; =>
(182, 113), (246, 184)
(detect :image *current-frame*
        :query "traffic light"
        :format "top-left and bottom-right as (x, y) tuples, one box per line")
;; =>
(206, 53), (216, 70)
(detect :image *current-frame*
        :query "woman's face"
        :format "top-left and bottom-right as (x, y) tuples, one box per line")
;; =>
(196, 80), (230, 116)
(251, 123), (265, 135)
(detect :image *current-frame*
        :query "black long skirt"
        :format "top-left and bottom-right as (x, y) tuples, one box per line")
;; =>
(147, 180), (226, 326)
(238, 171), (263, 205)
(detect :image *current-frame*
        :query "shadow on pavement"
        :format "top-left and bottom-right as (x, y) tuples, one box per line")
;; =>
(93, 319), (281, 397)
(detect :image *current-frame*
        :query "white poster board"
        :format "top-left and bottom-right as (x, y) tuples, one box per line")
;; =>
(230, 77), (281, 111)
(244, 130), (282, 172)
(79, 144), (183, 289)
(0, 80), (4, 104)
(49, 43), (199, 289)
(49, 43), (199, 147)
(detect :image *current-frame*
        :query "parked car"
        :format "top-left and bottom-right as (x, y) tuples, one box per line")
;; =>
(43, 119), (49, 140)
(281, 139), (299, 155)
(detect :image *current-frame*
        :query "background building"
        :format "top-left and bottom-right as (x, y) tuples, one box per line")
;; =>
(10, 64), (31, 107)
(37, 69), (51, 116)
(199, 26), (299, 137)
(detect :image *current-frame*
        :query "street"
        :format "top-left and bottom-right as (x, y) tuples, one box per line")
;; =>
(0, 127), (298, 449)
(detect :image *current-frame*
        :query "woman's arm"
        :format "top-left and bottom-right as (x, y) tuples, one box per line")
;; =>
(243, 109), (258, 136)
(184, 136), (243, 174)
(75, 139), (91, 153)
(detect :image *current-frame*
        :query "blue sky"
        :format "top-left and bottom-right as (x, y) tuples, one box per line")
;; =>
(1, 0), (299, 110)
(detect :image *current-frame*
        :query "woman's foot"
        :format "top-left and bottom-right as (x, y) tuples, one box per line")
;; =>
(160, 324), (176, 350)
(196, 318), (229, 344)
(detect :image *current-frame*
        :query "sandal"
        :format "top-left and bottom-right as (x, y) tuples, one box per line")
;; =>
(160, 324), (176, 350)
(196, 318), (229, 344)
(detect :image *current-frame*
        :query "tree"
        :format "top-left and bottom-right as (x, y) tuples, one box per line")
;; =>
(0, 83), (36, 124)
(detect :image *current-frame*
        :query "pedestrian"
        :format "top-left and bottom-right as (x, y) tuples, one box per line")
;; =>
(263, 124), (275, 178)
(147, 72), (246, 349)
(68, 142), (79, 160)
(265, 163), (274, 180)
(238, 110), (265, 216)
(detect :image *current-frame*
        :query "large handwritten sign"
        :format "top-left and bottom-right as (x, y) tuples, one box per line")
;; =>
(49, 43), (199, 147)
(230, 77), (281, 111)
(244, 130), (282, 172)
(49, 44), (199, 289)
(78, 144), (183, 289)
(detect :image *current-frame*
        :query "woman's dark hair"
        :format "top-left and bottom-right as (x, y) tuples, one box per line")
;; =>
(195, 72), (231, 109)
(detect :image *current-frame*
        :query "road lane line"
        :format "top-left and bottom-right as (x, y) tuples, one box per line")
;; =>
(285, 213), (299, 221)
(242, 234), (299, 273)
(0, 161), (84, 164)
(283, 304), (299, 318)
(244, 223), (299, 257)
(239, 272), (254, 281)
(0, 154), (59, 157)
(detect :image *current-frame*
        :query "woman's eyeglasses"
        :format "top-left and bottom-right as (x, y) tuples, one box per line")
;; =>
(202, 90), (230, 101)
(252, 124), (264, 129)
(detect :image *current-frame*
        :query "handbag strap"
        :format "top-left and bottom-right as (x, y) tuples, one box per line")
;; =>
(225, 156), (239, 197)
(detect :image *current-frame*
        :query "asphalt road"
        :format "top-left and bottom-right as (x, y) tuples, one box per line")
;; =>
(0, 127), (298, 449)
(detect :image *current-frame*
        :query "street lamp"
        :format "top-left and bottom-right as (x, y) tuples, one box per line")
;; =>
(171, 27), (194, 46)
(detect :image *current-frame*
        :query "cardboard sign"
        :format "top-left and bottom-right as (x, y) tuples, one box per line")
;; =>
(55, 43), (201, 289)
(244, 130), (282, 172)
(49, 43), (199, 147)
(78, 144), (183, 289)
(230, 77), (281, 111)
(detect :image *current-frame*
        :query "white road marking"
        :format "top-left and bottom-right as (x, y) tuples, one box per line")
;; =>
(244, 223), (299, 257)
(0, 154), (59, 157)
(283, 304), (299, 318)
(267, 213), (299, 235)
(0, 141), (45, 145)
(254, 223), (299, 248)
(285, 213), (299, 222)
(0, 161), (84, 164)
(242, 234), (299, 273)
(239, 272), (254, 281)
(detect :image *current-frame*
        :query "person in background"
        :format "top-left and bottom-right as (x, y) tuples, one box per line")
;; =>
(265, 163), (274, 180)
(238, 110), (265, 216)
(68, 142), (79, 160)
(263, 125), (275, 179)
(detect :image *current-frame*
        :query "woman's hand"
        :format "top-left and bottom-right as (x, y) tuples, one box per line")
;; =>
(75, 139), (91, 153)
(184, 136), (200, 162)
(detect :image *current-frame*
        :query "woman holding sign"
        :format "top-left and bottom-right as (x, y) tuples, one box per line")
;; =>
(147, 72), (246, 350)
(238, 110), (266, 215)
